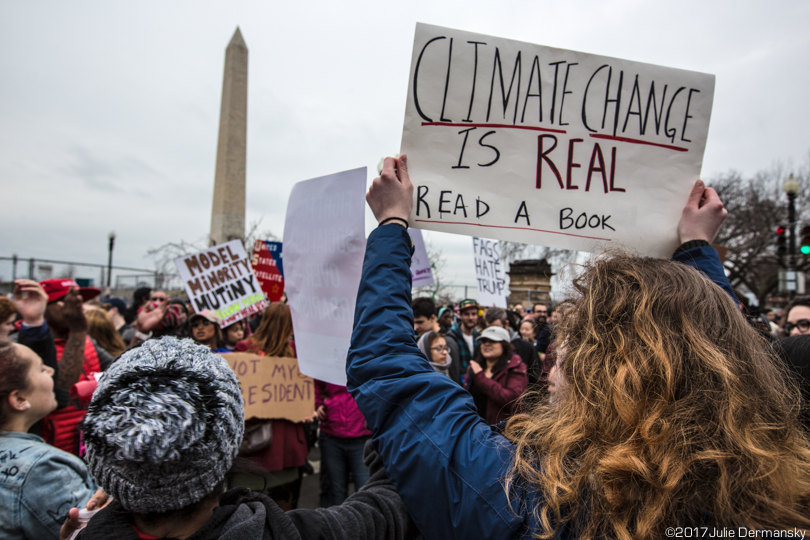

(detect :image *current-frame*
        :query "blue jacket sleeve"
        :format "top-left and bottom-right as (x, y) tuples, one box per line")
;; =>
(672, 245), (739, 306)
(347, 224), (533, 540)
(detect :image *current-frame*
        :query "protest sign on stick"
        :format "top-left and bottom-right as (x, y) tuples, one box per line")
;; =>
(401, 23), (715, 257)
(220, 353), (314, 422)
(252, 240), (285, 302)
(283, 168), (367, 385)
(175, 240), (267, 327)
(473, 237), (507, 307)
(409, 228), (435, 288)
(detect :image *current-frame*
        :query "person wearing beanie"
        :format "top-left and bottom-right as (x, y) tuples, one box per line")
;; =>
(71, 337), (418, 540)
(100, 297), (133, 344)
(436, 307), (454, 334)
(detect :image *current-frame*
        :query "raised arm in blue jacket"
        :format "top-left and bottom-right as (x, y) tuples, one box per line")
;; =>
(347, 158), (735, 540)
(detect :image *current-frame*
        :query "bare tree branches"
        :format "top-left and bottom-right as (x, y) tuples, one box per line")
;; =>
(146, 218), (278, 278)
(413, 237), (456, 304)
(710, 156), (810, 305)
(244, 217), (279, 254)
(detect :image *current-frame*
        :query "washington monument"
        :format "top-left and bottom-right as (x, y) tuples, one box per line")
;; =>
(210, 27), (247, 246)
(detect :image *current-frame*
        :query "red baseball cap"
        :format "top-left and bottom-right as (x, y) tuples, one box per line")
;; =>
(40, 279), (101, 303)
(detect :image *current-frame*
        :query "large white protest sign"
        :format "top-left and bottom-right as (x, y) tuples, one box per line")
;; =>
(401, 23), (715, 257)
(283, 168), (367, 385)
(175, 240), (267, 327)
(473, 237), (507, 307)
(408, 228), (435, 288)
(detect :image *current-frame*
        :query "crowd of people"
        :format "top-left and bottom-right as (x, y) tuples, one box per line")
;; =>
(0, 275), (420, 539)
(0, 154), (809, 538)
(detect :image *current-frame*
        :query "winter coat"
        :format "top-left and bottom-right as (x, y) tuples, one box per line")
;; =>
(315, 381), (371, 439)
(42, 336), (102, 455)
(0, 431), (95, 540)
(346, 224), (739, 540)
(77, 441), (418, 540)
(445, 323), (478, 378)
(465, 354), (528, 425)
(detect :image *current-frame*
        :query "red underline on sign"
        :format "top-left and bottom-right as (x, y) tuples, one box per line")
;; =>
(421, 122), (567, 135)
(589, 133), (688, 152)
(414, 219), (612, 241)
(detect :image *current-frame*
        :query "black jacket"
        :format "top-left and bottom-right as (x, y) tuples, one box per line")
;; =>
(78, 441), (418, 540)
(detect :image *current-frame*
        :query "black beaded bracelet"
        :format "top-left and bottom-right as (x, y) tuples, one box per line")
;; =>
(379, 217), (409, 229)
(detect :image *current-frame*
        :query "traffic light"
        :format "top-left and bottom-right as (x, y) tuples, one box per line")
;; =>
(801, 225), (810, 255)
(776, 225), (787, 257)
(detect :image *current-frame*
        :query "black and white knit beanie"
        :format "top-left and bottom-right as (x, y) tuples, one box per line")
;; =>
(82, 336), (244, 513)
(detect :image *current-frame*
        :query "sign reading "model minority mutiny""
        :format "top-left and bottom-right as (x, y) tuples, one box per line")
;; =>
(175, 240), (268, 327)
(401, 23), (715, 257)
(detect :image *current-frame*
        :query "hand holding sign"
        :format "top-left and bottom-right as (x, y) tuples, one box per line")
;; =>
(367, 155), (413, 225)
(677, 179), (727, 244)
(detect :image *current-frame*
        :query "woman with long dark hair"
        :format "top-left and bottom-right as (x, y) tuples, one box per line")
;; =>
(188, 311), (223, 351)
(0, 340), (99, 539)
(464, 326), (527, 425)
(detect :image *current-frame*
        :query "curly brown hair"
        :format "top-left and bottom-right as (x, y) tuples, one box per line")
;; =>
(504, 253), (810, 537)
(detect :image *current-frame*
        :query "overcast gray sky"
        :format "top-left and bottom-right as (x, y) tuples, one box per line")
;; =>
(2, 0), (808, 297)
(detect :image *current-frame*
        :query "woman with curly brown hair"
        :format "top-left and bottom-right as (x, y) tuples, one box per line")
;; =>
(347, 155), (810, 540)
(509, 253), (810, 536)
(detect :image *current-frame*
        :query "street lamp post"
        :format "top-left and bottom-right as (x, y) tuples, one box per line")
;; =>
(107, 231), (116, 289)
(783, 174), (800, 299)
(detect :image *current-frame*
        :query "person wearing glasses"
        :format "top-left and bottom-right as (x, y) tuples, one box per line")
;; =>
(784, 296), (810, 336)
(464, 326), (528, 425)
(416, 331), (452, 377)
(188, 310), (223, 351)
(148, 290), (169, 303)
